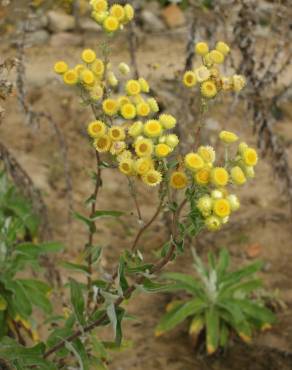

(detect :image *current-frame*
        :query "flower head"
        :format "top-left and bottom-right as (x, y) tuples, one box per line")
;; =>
(230, 166), (246, 185)
(216, 41), (230, 56)
(102, 99), (118, 116)
(94, 134), (111, 152)
(183, 71), (197, 87)
(166, 134), (179, 148)
(110, 4), (125, 21)
(142, 169), (162, 187)
(201, 80), (217, 98)
(80, 69), (95, 86)
(121, 103), (136, 119)
(195, 168), (211, 185)
(109, 126), (126, 141)
(159, 114), (176, 129)
(170, 171), (188, 189)
(147, 98), (159, 113)
(233, 75), (246, 92)
(227, 194), (240, 211)
(195, 66), (210, 83)
(128, 121), (143, 137)
(197, 195), (213, 216)
(119, 158), (134, 175)
(134, 157), (153, 175)
(54, 61), (68, 74)
(91, 0), (108, 12)
(213, 198), (231, 218)
(103, 16), (119, 32)
(184, 153), (204, 171)
(211, 167), (229, 186)
(87, 120), (107, 138)
(138, 78), (150, 93)
(198, 146), (216, 163)
(144, 120), (163, 138)
(209, 50), (225, 64)
(195, 42), (209, 56)
(118, 62), (130, 75)
(91, 59), (105, 77)
(124, 4), (134, 22)
(82, 49), (96, 64)
(126, 79), (141, 95)
(63, 69), (78, 85)
(219, 130), (239, 144)
(205, 216), (221, 231)
(110, 141), (126, 155)
(155, 143), (171, 158)
(242, 147), (258, 166)
(136, 102), (150, 117)
(135, 138), (153, 157)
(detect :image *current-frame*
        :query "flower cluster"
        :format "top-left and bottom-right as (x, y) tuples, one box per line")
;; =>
(86, 66), (180, 187)
(90, 0), (134, 33)
(188, 131), (258, 231)
(183, 41), (246, 98)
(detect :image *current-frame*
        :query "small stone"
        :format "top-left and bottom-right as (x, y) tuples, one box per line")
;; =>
(245, 243), (262, 259)
(19, 15), (48, 32)
(80, 18), (102, 33)
(141, 10), (165, 32)
(47, 11), (75, 33)
(50, 32), (83, 48)
(161, 4), (185, 29)
(25, 30), (50, 46)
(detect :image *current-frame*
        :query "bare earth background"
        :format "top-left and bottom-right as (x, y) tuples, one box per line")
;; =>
(1, 2), (292, 369)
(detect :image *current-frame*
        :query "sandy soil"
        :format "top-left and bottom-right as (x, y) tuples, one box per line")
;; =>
(1, 19), (292, 370)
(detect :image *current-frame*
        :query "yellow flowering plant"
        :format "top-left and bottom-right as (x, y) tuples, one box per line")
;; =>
(0, 2), (274, 367)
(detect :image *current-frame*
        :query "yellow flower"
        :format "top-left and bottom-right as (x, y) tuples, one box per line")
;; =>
(102, 99), (118, 116)
(238, 142), (248, 155)
(87, 120), (107, 138)
(242, 147), (258, 166)
(117, 149), (132, 162)
(110, 141), (126, 155)
(138, 78), (150, 93)
(213, 198), (231, 218)
(136, 102), (150, 117)
(94, 135), (111, 152)
(103, 16), (119, 32)
(166, 134), (179, 148)
(205, 216), (221, 231)
(195, 168), (210, 185)
(142, 169), (162, 187)
(118, 96), (131, 106)
(128, 121), (143, 137)
(159, 114), (176, 129)
(211, 167), (229, 186)
(109, 126), (125, 141)
(135, 157), (153, 175)
(81, 49), (96, 64)
(107, 71), (118, 87)
(201, 80), (217, 98)
(183, 71), (197, 87)
(230, 166), (246, 185)
(135, 138), (153, 157)
(144, 120), (163, 138)
(63, 69), (78, 85)
(80, 69), (95, 86)
(91, 0), (108, 12)
(211, 189), (223, 199)
(118, 62), (130, 75)
(194, 66), (210, 83)
(91, 59), (105, 76)
(75, 64), (85, 75)
(170, 171), (188, 189)
(121, 103), (136, 119)
(209, 50), (225, 64)
(155, 143), (171, 158)
(54, 61), (68, 74)
(184, 153), (204, 171)
(197, 195), (213, 216)
(124, 3), (134, 22)
(195, 41), (209, 56)
(233, 75), (246, 92)
(244, 165), (255, 179)
(227, 194), (240, 211)
(219, 130), (239, 144)
(216, 41), (230, 56)
(125, 79), (141, 95)
(92, 10), (108, 24)
(90, 84), (104, 100)
(198, 146), (216, 163)
(110, 4), (125, 21)
(147, 97), (159, 113)
(119, 158), (134, 175)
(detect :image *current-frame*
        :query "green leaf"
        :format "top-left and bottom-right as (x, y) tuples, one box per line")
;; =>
(91, 337), (108, 360)
(65, 339), (89, 370)
(219, 279), (263, 299)
(17, 279), (52, 314)
(0, 294), (7, 311)
(221, 260), (263, 289)
(156, 298), (205, 335)
(70, 279), (85, 326)
(4, 279), (32, 318)
(61, 261), (89, 275)
(218, 300), (245, 324)
(216, 248), (230, 279)
(91, 210), (124, 220)
(74, 212), (94, 229)
(235, 299), (276, 324)
(219, 321), (229, 347)
(15, 241), (63, 258)
(205, 307), (219, 353)
(117, 257), (129, 295)
(162, 272), (205, 297)
(142, 279), (177, 293)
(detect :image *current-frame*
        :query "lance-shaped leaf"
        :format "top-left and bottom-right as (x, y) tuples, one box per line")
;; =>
(70, 279), (85, 326)
(91, 210), (124, 220)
